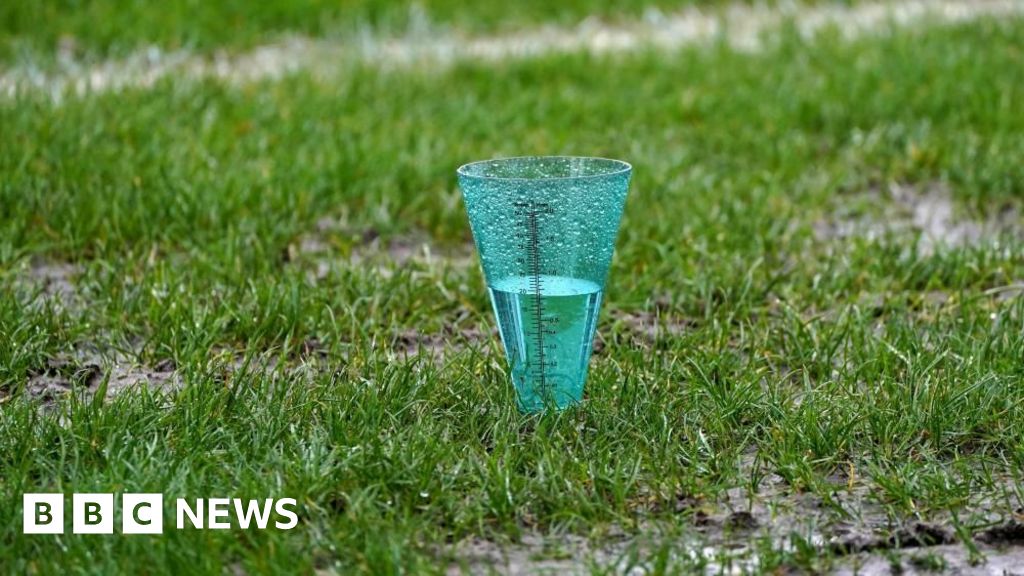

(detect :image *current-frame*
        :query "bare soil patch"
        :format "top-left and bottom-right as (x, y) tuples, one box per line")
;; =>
(445, 457), (1024, 574)
(295, 219), (474, 279)
(20, 259), (82, 309)
(837, 543), (1024, 575)
(394, 326), (494, 358)
(22, 350), (180, 407)
(814, 182), (1021, 254)
(447, 531), (632, 575)
(612, 309), (691, 341)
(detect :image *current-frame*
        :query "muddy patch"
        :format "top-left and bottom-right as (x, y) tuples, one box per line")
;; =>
(828, 521), (955, 555)
(629, 453), (1023, 572)
(986, 283), (1024, 303)
(977, 520), (1024, 545)
(445, 524), (1024, 575)
(613, 310), (691, 341)
(14, 259), (83, 309)
(836, 543), (1024, 576)
(294, 219), (474, 279)
(101, 358), (180, 397)
(595, 309), (691, 353)
(814, 182), (1020, 254)
(29, 261), (79, 302)
(16, 342), (329, 407)
(207, 338), (339, 383)
(447, 531), (633, 575)
(393, 325), (494, 358)
(443, 471), (1024, 575)
(20, 351), (180, 407)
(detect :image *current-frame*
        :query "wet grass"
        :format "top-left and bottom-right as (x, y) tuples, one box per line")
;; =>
(0, 0), (824, 63)
(2, 11), (1024, 575)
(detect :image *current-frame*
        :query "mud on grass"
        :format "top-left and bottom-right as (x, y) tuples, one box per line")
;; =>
(440, 506), (1024, 574)
(293, 218), (475, 275)
(12, 348), (180, 407)
(440, 474), (1024, 574)
(813, 181), (1022, 254)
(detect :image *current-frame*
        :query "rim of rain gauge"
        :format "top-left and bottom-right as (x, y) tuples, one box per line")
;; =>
(457, 155), (632, 183)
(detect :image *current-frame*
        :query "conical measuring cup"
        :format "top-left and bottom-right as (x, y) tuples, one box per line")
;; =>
(457, 156), (632, 412)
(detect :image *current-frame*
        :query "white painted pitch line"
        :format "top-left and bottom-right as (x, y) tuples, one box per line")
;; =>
(2, 0), (1022, 100)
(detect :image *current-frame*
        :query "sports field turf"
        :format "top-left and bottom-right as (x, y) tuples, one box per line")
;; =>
(2, 1), (1024, 574)
(1, 0), (843, 61)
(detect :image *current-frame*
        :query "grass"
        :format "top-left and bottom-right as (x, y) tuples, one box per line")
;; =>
(0, 0), (838, 63)
(2, 6), (1024, 575)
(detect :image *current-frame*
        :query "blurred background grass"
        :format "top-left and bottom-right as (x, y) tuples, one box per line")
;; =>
(0, 0), (856, 61)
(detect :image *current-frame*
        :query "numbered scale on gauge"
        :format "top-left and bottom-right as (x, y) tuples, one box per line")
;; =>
(488, 200), (603, 408)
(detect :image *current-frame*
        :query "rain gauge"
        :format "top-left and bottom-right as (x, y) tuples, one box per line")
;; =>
(458, 156), (631, 412)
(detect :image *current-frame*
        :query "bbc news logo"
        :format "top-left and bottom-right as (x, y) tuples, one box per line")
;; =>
(23, 494), (299, 534)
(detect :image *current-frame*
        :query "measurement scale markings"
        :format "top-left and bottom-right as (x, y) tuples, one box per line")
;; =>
(526, 204), (547, 390)
(512, 200), (558, 387)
